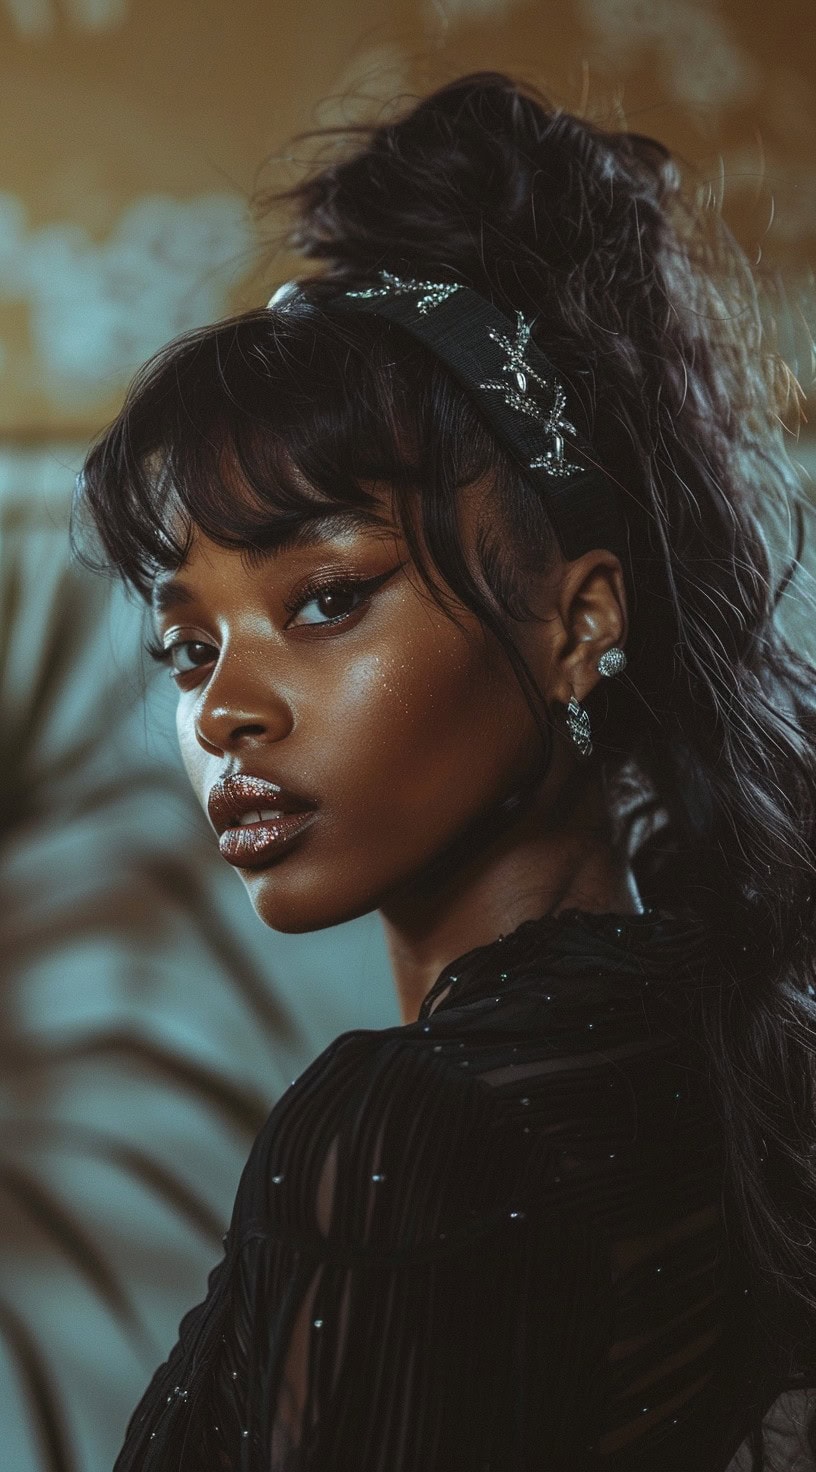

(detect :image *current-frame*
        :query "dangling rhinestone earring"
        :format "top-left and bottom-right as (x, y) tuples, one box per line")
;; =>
(597, 646), (627, 678)
(564, 648), (627, 758)
(566, 695), (593, 758)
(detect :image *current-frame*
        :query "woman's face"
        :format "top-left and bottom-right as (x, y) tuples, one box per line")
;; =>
(150, 480), (557, 933)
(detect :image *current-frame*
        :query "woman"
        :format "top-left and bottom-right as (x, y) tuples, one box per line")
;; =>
(74, 72), (816, 1471)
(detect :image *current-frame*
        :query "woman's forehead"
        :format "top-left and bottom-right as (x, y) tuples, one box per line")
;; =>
(147, 455), (507, 608)
(151, 501), (405, 593)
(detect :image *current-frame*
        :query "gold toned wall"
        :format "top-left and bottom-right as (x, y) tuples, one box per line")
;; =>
(0, 0), (813, 437)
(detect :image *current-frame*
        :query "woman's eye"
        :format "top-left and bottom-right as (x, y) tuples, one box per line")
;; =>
(167, 640), (217, 676)
(288, 579), (377, 628)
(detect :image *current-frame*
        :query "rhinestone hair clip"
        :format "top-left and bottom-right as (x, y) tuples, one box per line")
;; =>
(477, 312), (581, 479)
(267, 270), (629, 568)
(344, 271), (580, 481)
(345, 270), (462, 316)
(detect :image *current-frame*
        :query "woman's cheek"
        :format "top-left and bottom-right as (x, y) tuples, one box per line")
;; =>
(176, 702), (196, 777)
(333, 638), (467, 740)
(321, 636), (506, 820)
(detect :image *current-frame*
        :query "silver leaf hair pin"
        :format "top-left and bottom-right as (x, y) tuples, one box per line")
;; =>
(345, 270), (462, 315)
(528, 381), (581, 478)
(479, 313), (582, 479)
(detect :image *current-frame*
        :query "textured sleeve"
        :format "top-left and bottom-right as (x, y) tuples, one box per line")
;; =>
(112, 1029), (587, 1472)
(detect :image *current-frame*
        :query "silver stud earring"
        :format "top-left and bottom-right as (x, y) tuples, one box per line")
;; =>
(597, 646), (627, 678)
(566, 695), (593, 758)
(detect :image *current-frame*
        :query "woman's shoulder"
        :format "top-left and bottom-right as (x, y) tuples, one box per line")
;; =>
(227, 1022), (530, 1260)
(249, 1018), (514, 1170)
(269, 1015), (498, 1115)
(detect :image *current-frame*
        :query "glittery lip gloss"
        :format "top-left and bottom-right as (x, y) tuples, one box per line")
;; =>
(218, 810), (318, 869)
(208, 773), (318, 870)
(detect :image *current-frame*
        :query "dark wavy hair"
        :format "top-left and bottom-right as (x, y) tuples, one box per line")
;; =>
(74, 73), (816, 1466)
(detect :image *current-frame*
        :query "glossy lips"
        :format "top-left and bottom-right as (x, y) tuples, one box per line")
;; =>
(207, 773), (318, 869)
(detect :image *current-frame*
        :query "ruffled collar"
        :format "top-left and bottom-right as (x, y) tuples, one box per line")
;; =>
(417, 905), (714, 1020)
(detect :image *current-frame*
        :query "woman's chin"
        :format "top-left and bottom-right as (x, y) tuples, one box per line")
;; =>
(240, 868), (379, 935)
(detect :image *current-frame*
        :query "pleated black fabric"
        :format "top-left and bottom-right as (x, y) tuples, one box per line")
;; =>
(112, 907), (811, 1471)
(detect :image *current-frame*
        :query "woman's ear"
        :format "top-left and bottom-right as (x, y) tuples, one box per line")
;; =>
(536, 549), (628, 707)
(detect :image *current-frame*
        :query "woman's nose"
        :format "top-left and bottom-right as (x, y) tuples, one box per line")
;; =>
(192, 660), (294, 755)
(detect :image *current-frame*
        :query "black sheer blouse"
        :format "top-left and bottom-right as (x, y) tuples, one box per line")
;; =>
(112, 908), (810, 1470)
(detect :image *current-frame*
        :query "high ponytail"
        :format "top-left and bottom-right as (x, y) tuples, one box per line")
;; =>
(269, 72), (816, 1449)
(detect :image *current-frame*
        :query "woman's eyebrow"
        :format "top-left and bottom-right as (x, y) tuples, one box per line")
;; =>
(150, 509), (394, 617)
(247, 508), (393, 562)
(151, 578), (196, 617)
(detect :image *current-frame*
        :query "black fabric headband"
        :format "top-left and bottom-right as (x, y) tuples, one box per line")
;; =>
(322, 270), (629, 567)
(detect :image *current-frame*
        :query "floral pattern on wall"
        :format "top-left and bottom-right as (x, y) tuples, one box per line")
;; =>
(0, 192), (250, 398)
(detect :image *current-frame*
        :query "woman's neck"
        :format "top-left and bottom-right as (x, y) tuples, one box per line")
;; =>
(379, 765), (644, 1025)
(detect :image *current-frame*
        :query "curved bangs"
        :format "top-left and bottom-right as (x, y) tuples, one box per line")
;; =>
(74, 303), (514, 601)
